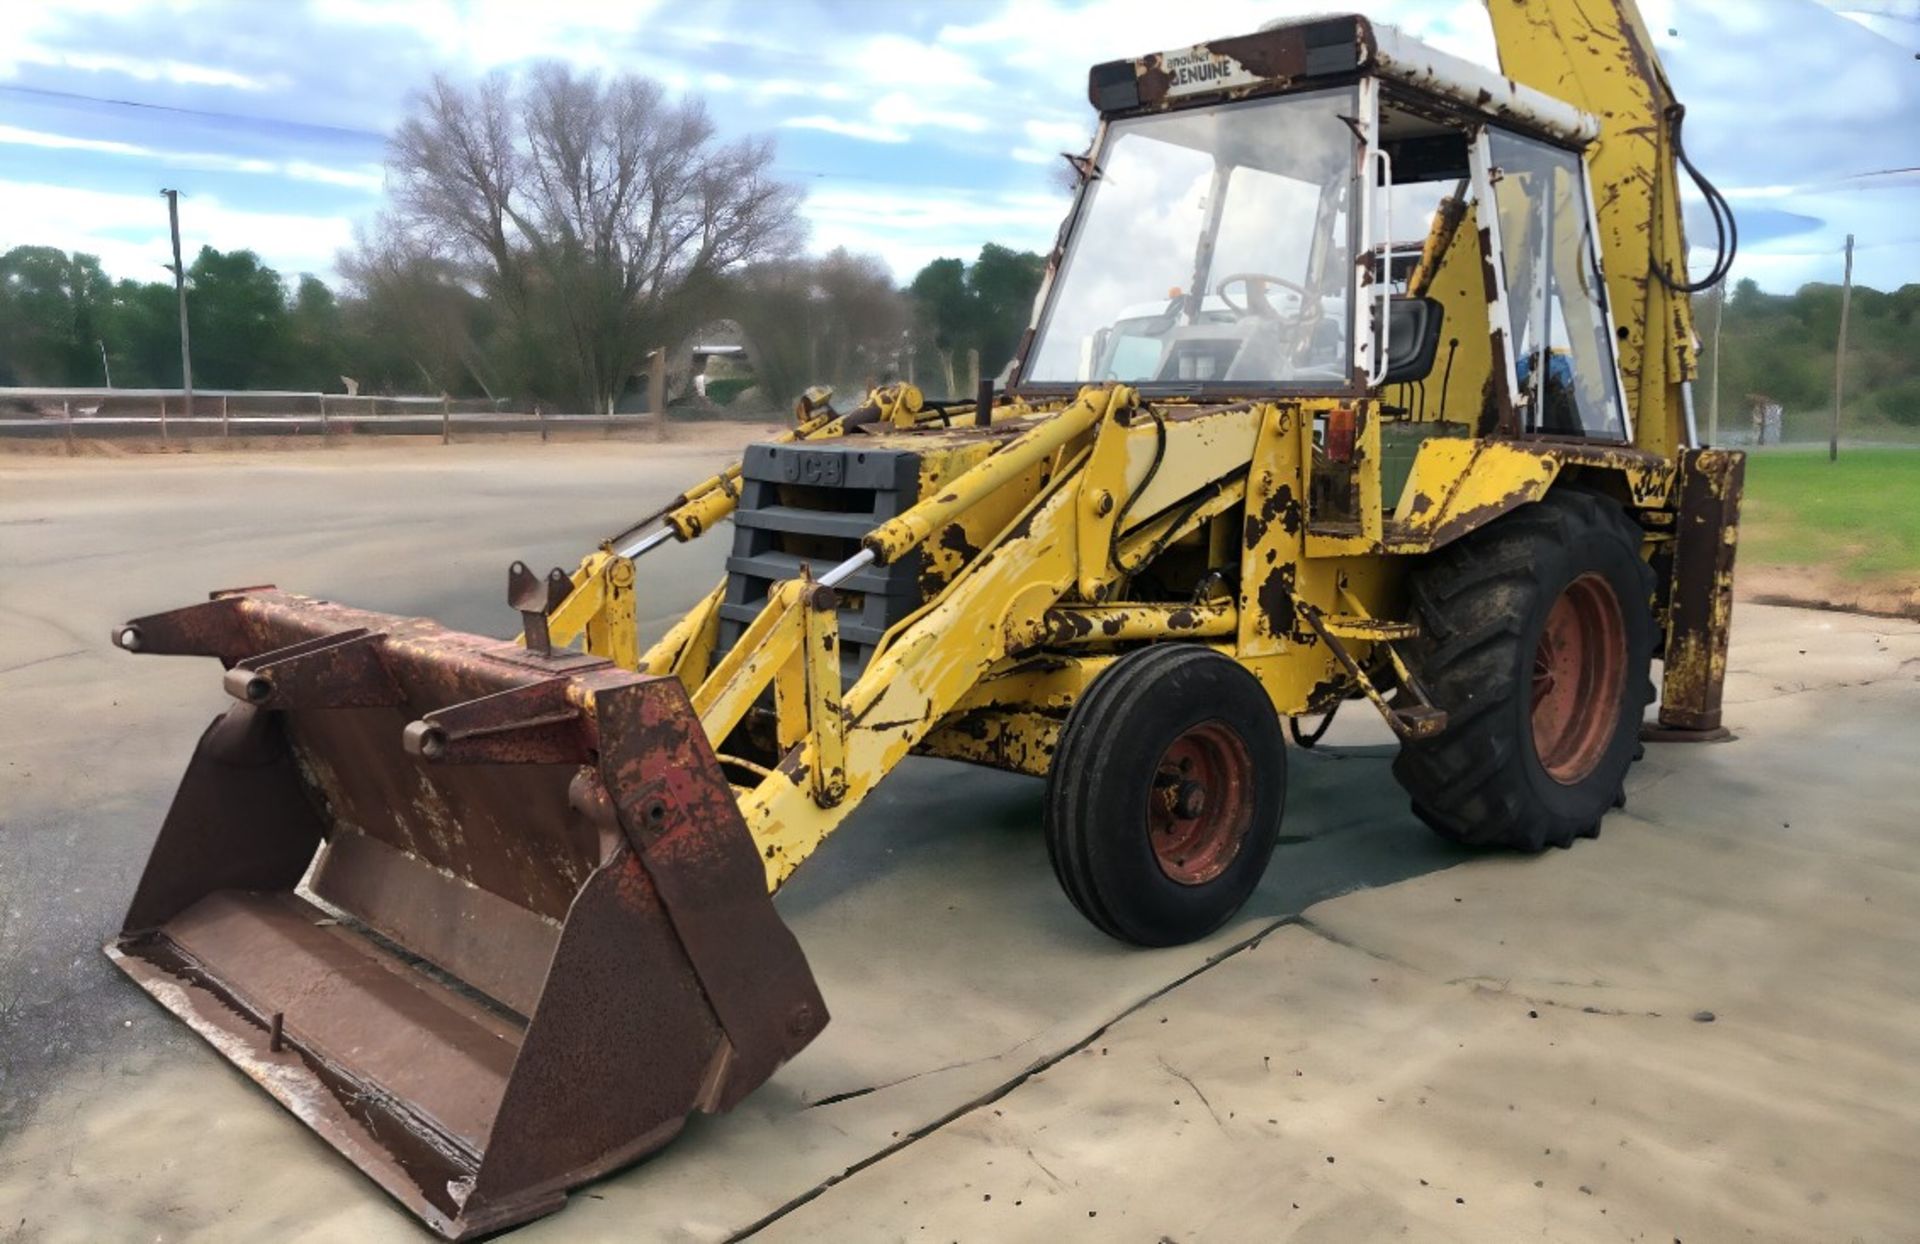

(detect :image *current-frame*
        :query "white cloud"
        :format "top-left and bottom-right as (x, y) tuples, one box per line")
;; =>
(783, 115), (908, 144)
(754, 79), (855, 102)
(870, 91), (988, 135)
(0, 125), (383, 191)
(1012, 117), (1092, 164)
(313, 0), (668, 72)
(779, 98), (983, 146)
(856, 34), (986, 87)
(0, 125), (148, 158)
(283, 161), (384, 191)
(0, 180), (358, 281)
(802, 186), (1069, 279)
(35, 47), (276, 91)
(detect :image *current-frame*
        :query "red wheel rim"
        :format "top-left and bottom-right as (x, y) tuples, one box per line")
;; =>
(1531, 573), (1627, 785)
(1148, 722), (1254, 886)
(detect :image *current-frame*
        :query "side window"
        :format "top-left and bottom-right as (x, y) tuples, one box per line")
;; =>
(1487, 130), (1627, 440)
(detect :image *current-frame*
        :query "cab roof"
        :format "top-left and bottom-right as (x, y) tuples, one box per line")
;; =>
(1087, 13), (1598, 147)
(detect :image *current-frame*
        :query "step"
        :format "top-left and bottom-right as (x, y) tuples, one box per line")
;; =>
(1390, 704), (1448, 739)
(1317, 614), (1419, 642)
(732, 506), (878, 540)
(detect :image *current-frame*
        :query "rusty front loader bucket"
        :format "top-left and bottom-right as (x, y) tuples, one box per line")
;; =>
(104, 588), (827, 1239)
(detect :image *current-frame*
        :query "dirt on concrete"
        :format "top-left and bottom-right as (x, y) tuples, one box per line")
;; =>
(1740, 560), (1920, 622)
(2, 443), (1916, 1243)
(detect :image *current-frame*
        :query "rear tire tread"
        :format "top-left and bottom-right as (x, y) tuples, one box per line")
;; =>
(1392, 489), (1656, 851)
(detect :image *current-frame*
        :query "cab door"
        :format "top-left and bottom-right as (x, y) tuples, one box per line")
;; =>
(1472, 126), (1632, 441)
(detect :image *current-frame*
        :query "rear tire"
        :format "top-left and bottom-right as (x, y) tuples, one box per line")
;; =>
(1391, 489), (1655, 850)
(1045, 645), (1286, 946)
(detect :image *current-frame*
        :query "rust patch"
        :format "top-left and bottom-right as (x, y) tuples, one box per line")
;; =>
(1303, 675), (1346, 716)
(1210, 30), (1310, 80)
(1245, 480), (1302, 547)
(1256, 563), (1298, 639)
(1487, 327), (1516, 436)
(1476, 226), (1501, 303)
(1273, 483), (1303, 536)
(1135, 56), (1172, 105)
(938, 523), (981, 562)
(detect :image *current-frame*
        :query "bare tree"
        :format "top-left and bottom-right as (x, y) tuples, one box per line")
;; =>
(381, 64), (802, 413)
(732, 248), (907, 407)
(338, 218), (499, 397)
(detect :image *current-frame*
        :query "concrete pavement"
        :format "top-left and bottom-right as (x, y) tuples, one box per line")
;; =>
(1, 441), (1915, 1242)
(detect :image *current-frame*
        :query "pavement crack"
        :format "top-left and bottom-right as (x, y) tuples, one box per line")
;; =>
(804, 1037), (1040, 1109)
(1024, 1148), (1063, 1186)
(0, 650), (86, 678)
(1448, 976), (1663, 1019)
(1292, 914), (1418, 969)
(725, 913), (1304, 1240)
(1725, 676), (1899, 705)
(1157, 1056), (1226, 1130)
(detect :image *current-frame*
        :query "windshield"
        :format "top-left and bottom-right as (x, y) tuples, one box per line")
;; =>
(1023, 88), (1359, 389)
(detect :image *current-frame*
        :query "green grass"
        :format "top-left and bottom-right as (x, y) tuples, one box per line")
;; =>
(1741, 447), (1920, 581)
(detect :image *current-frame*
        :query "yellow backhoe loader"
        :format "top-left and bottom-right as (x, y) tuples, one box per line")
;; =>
(106, 2), (1742, 1236)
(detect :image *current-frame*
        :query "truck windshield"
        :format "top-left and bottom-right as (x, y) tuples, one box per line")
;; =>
(1024, 87), (1358, 389)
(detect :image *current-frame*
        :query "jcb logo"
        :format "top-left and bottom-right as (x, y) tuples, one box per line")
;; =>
(781, 451), (845, 487)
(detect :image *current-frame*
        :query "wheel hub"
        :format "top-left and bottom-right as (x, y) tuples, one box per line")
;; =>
(1148, 722), (1254, 886)
(1531, 572), (1628, 785)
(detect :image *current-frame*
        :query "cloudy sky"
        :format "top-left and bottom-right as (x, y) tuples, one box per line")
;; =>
(2, 0), (1916, 294)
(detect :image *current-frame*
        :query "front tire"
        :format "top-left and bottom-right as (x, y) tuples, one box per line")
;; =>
(1045, 645), (1286, 946)
(1391, 489), (1656, 850)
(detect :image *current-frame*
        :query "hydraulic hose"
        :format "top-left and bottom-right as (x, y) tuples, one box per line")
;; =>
(1655, 104), (1739, 294)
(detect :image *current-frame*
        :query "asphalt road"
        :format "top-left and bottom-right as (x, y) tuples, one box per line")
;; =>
(0, 436), (766, 1131)
(3, 439), (1916, 1243)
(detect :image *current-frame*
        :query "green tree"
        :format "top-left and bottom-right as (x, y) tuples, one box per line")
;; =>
(965, 243), (1045, 378)
(0, 246), (112, 385)
(909, 256), (970, 395)
(1706, 277), (1920, 435)
(905, 245), (1045, 396)
(185, 247), (290, 389)
(101, 277), (185, 388)
(281, 276), (347, 391)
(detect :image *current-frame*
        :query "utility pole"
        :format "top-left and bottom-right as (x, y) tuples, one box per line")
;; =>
(1830, 232), (1853, 463)
(161, 189), (194, 421)
(98, 339), (113, 389)
(1706, 280), (1724, 446)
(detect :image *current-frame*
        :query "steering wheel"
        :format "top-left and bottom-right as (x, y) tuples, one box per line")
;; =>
(1216, 272), (1310, 319)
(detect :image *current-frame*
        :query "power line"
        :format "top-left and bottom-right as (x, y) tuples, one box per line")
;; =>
(0, 83), (386, 142)
(0, 84), (987, 191)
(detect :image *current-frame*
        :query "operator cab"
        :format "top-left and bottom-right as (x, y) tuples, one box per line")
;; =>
(1010, 13), (1631, 451)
